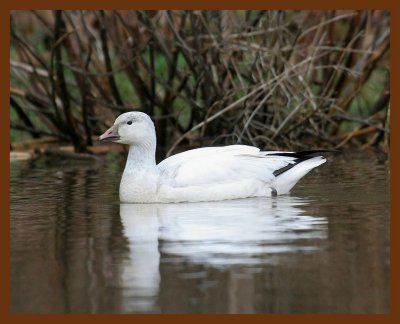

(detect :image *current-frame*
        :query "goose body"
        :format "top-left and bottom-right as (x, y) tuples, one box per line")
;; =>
(99, 112), (326, 203)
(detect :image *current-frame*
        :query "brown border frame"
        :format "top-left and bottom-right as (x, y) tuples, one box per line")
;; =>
(2, 1), (398, 323)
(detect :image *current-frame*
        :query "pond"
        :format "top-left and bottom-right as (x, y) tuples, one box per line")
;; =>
(10, 150), (390, 313)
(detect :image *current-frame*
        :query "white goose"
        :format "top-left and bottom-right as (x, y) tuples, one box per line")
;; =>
(99, 111), (327, 203)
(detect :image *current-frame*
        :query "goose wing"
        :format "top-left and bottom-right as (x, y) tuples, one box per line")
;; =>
(157, 145), (306, 187)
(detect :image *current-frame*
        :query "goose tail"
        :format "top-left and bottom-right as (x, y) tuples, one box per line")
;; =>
(274, 155), (327, 194)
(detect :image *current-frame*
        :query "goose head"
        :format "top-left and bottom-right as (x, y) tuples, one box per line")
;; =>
(98, 111), (156, 146)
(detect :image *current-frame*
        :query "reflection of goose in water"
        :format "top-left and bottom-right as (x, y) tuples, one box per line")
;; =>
(119, 197), (327, 312)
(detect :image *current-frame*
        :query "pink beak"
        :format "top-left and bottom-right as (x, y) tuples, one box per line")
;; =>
(98, 125), (120, 142)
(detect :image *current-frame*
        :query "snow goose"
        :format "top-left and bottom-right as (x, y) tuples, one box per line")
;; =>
(99, 111), (327, 203)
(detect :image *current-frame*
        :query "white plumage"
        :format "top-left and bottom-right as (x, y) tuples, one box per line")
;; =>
(99, 112), (326, 203)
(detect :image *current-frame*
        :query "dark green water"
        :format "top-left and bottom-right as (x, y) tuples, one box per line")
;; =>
(10, 151), (390, 313)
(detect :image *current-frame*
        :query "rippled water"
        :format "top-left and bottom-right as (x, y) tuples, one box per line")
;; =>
(10, 151), (390, 313)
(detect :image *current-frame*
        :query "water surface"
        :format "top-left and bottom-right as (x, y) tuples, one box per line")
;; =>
(10, 151), (390, 313)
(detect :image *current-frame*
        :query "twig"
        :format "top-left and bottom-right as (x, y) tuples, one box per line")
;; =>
(53, 10), (85, 152)
(98, 10), (124, 107)
(10, 97), (39, 138)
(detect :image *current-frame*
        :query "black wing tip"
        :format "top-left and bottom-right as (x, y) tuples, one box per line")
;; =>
(268, 149), (340, 159)
(271, 150), (331, 177)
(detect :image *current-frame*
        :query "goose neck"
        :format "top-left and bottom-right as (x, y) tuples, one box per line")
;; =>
(125, 142), (157, 172)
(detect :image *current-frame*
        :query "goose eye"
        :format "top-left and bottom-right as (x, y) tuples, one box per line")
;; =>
(127, 121), (133, 125)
